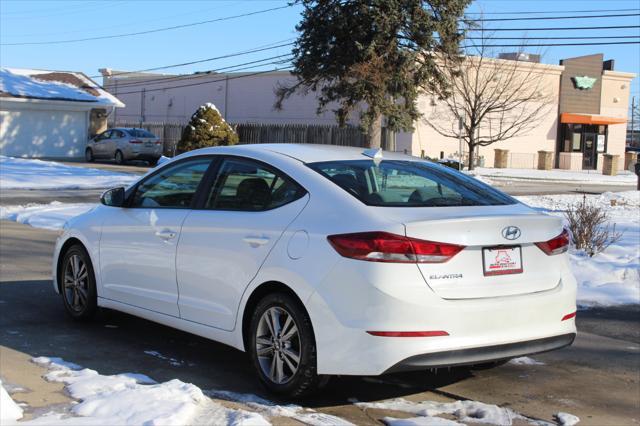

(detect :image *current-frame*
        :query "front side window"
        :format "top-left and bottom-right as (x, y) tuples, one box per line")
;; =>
(130, 158), (212, 208)
(206, 158), (305, 211)
(308, 160), (516, 207)
(96, 130), (111, 141)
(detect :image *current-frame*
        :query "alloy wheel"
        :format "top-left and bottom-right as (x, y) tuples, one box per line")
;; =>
(256, 306), (301, 384)
(63, 254), (89, 313)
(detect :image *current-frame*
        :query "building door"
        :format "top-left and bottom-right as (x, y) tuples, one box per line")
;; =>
(582, 131), (597, 170)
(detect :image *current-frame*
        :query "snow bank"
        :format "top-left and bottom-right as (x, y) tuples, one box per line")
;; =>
(1, 379), (24, 424)
(0, 156), (138, 190)
(355, 398), (550, 426)
(21, 357), (270, 425)
(517, 191), (640, 306)
(470, 167), (636, 185)
(0, 202), (95, 230)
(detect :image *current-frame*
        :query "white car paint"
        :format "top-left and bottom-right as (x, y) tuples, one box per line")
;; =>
(53, 144), (577, 377)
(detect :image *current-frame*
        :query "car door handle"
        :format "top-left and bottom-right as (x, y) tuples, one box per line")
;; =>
(155, 229), (177, 240)
(243, 236), (270, 247)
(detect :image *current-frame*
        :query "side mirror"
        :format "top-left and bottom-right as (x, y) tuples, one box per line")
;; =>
(100, 187), (125, 207)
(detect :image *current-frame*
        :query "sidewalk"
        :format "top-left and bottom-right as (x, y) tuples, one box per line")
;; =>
(469, 167), (637, 186)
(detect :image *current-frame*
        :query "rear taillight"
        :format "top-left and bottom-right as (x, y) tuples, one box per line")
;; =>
(535, 229), (570, 256)
(327, 232), (464, 263)
(129, 139), (142, 144)
(155, 140), (162, 145)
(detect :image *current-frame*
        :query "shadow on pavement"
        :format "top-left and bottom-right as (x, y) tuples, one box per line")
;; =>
(0, 279), (474, 405)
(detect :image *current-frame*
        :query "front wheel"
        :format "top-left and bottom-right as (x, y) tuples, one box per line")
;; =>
(85, 148), (94, 162)
(249, 293), (326, 397)
(60, 245), (98, 321)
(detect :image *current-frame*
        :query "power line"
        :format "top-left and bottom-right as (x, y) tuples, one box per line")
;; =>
(469, 25), (640, 31)
(467, 35), (640, 40)
(470, 12), (640, 22)
(464, 8), (639, 15)
(464, 41), (640, 48)
(113, 66), (291, 96)
(88, 41), (294, 79)
(0, 4), (294, 46)
(104, 54), (293, 89)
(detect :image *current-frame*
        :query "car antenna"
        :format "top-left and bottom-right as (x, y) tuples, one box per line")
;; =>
(363, 148), (383, 165)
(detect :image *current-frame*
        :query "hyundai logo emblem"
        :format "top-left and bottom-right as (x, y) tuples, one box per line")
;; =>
(502, 226), (521, 240)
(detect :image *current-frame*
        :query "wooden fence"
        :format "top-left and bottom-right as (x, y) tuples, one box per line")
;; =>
(115, 121), (374, 156)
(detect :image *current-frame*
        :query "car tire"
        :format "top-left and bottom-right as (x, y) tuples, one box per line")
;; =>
(114, 150), (125, 165)
(249, 292), (327, 398)
(85, 148), (94, 162)
(148, 158), (159, 167)
(59, 244), (98, 321)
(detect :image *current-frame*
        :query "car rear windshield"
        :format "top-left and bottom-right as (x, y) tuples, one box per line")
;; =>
(307, 160), (516, 207)
(126, 129), (156, 138)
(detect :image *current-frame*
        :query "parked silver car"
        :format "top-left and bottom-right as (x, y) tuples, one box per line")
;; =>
(86, 128), (163, 165)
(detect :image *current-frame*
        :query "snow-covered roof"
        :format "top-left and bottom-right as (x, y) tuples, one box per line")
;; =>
(0, 68), (124, 107)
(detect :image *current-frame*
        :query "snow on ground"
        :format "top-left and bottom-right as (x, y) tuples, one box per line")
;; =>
(0, 202), (95, 231)
(0, 156), (138, 190)
(507, 357), (545, 366)
(555, 412), (580, 426)
(517, 191), (640, 306)
(2, 357), (353, 426)
(355, 398), (560, 426)
(1, 380), (24, 424)
(469, 167), (636, 185)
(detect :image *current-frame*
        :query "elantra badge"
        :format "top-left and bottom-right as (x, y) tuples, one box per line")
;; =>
(502, 226), (521, 240)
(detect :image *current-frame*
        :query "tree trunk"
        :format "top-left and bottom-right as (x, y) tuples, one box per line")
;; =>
(367, 114), (383, 149)
(467, 142), (475, 171)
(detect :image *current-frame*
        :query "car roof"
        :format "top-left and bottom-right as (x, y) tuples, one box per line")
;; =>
(194, 143), (419, 164)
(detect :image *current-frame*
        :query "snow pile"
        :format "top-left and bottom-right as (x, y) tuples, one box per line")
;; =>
(0, 379), (24, 424)
(356, 398), (547, 426)
(0, 156), (138, 190)
(469, 167), (636, 185)
(508, 357), (545, 366)
(209, 390), (354, 425)
(0, 202), (95, 230)
(20, 356), (270, 425)
(555, 412), (580, 426)
(517, 191), (640, 306)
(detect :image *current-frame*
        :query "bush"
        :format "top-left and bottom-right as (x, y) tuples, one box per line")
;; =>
(177, 103), (238, 153)
(564, 195), (623, 257)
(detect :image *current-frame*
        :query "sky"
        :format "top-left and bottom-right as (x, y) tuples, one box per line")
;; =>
(0, 0), (639, 108)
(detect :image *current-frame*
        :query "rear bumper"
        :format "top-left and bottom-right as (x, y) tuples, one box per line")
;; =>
(385, 332), (576, 373)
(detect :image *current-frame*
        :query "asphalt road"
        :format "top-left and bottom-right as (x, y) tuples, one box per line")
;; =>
(0, 220), (638, 425)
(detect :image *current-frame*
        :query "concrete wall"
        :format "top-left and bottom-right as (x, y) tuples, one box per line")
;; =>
(105, 72), (360, 126)
(600, 70), (635, 170)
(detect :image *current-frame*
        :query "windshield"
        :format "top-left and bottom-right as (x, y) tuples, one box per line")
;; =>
(308, 160), (516, 207)
(126, 129), (156, 138)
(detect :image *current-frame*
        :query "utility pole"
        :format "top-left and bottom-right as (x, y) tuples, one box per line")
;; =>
(631, 96), (636, 147)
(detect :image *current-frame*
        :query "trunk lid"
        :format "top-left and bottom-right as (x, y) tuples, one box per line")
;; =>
(384, 204), (565, 299)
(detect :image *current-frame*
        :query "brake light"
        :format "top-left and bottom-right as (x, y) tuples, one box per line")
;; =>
(155, 140), (162, 145)
(129, 139), (142, 144)
(367, 331), (449, 337)
(561, 311), (576, 321)
(327, 232), (464, 263)
(535, 229), (570, 256)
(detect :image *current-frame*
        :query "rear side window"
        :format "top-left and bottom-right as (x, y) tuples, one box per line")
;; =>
(127, 129), (156, 138)
(308, 160), (516, 207)
(206, 158), (305, 211)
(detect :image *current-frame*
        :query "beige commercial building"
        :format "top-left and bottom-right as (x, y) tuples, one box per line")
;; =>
(102, 53), (635, 170)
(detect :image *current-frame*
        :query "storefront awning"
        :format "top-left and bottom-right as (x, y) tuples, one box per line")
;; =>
(560, 113), (627, 125)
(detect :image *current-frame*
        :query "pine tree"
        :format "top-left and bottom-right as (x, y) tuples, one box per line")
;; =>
(177, 103), (238, 153)
(276, 0), (471, 148)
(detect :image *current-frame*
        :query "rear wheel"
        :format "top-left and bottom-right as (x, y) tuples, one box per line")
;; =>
(60, 245), (98, 321)
(148, 158), (159, 167)
(249, 292), (326, 397)
(85, 148), (94, 162)
(114, 150), (125, 165)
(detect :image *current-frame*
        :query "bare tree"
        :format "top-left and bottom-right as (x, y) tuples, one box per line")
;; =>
(423, 38), (554, 170)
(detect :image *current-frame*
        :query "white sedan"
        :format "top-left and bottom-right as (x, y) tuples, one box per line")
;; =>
(53, 144), (577, 397)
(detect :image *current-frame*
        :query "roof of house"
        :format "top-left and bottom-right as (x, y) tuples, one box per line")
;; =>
(0, 68), (124, 107)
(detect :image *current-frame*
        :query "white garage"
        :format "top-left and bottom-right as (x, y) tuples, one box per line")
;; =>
(0, 68), (124, 159)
